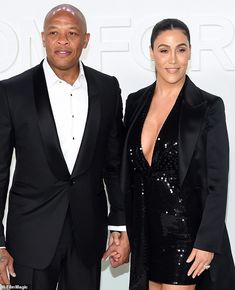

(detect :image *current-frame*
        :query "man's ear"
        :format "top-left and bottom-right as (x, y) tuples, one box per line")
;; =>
(83, 33), (90, 49)
(41, 32), (46, 48)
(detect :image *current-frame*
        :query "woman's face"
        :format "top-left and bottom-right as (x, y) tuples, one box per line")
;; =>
(150, 28), (191, 86)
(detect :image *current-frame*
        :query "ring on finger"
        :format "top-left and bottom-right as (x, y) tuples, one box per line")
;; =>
(203, 264), (210, 270)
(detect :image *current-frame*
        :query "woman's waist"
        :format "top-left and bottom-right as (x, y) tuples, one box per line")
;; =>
(133, 168), (178, 179)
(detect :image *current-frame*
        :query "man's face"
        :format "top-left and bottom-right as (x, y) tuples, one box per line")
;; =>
(41, 10), (89, 75)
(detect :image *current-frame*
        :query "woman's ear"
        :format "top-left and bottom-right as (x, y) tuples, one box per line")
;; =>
(189, 45), (191, 60)
(149, 45), (154, 61)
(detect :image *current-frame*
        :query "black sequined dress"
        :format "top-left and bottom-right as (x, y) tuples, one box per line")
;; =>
(128, 92), (201, 285)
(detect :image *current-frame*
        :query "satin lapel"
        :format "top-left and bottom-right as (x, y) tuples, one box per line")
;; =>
(33, 64), (70, 181)
(71, 66), (101, 178)
(125, 83), (156, 144)
(178, 77), (207, 187)
(121, 83), (155, 191)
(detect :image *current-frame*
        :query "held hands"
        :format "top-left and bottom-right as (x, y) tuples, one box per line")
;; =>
(187, 248), (214, 278)
(103, 231), (130, 268)
(0, 248), (16, 285)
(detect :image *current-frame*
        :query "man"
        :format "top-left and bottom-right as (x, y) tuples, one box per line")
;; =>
(0, 4), (129, 290)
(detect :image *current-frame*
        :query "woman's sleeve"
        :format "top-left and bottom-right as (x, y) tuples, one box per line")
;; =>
(194, 97), (229, 254)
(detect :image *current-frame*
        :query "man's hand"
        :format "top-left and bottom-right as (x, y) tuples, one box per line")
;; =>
(103, 231), (130, 268)
(0, 249), (16, 285)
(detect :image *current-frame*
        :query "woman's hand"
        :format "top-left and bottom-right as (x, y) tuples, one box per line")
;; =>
(187, 248), (214, 278)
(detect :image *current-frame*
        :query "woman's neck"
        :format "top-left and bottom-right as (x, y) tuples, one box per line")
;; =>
(154, 76), (186, 100)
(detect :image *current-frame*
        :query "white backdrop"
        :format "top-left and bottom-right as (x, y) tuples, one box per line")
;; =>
(1, 1), (235, 289)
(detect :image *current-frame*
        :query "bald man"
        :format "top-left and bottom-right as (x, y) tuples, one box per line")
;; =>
(0, 4), (129, 290)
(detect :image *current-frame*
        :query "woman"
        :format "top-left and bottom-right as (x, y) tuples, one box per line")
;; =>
(121, 19), (235, 290)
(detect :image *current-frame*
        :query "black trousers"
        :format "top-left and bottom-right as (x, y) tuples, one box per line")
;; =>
(10, 211), (101, 290)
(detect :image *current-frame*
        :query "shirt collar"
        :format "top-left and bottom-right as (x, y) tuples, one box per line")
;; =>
(43, 58), (85, 89)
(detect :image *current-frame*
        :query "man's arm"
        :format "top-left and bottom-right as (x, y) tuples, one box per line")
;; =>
(0, 83), (16, 284)
(103, 77), (125, 227)
(102, 78), (130, 266)
(0, 84), (14, 246)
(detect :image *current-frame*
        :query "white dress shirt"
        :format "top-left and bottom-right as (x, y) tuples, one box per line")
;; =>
(43, 59), (88, 174)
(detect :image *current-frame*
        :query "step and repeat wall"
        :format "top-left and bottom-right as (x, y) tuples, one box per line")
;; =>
(1, 0), (235, 289)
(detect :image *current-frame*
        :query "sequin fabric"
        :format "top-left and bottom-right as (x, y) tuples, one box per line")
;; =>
(128, 93), (201, 285)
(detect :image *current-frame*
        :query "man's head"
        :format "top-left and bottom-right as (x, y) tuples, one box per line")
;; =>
(43, 4), (88, 33)
(41, 4), (90, 78)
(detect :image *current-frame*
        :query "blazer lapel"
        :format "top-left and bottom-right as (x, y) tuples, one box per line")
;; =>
(121, 83), (155, 191)
(71, 65), (101, 178)
(178, 77), (207, 187)
(33, 63), (70, 181)
(125, 82), (155, 143)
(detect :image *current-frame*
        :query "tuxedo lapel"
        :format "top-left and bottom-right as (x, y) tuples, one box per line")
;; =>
(33, 64), (70, 181)
(178, 77), (207, 187)
(125, 83), (155, 144)
(121, 83), (155, 191)
(71, 66), (101, 178)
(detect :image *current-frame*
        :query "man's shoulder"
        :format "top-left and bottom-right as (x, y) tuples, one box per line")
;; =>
(82, 64), (117, 82)
(0, 64), (41, 86)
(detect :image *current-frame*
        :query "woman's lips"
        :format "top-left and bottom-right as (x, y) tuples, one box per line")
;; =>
(165, 68), (180, 73)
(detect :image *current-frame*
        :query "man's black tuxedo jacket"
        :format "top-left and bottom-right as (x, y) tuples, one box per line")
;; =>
(121, 76), (235, 289)
(0, 62), (125, 269)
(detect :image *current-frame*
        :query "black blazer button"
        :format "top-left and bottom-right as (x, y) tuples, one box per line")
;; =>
(71, 179), (76, 185)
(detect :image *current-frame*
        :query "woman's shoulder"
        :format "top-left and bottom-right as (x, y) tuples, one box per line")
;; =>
(124, 82), (155, 126)
(126, 82), (155, 106)
(185, 76), (224, 106)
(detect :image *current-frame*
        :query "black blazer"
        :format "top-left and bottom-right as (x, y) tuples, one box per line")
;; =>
(0, 62), (125, 269)
(122, 76), (235, 289)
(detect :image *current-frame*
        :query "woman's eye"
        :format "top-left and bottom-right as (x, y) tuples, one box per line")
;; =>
(160, 49), (168, 53)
